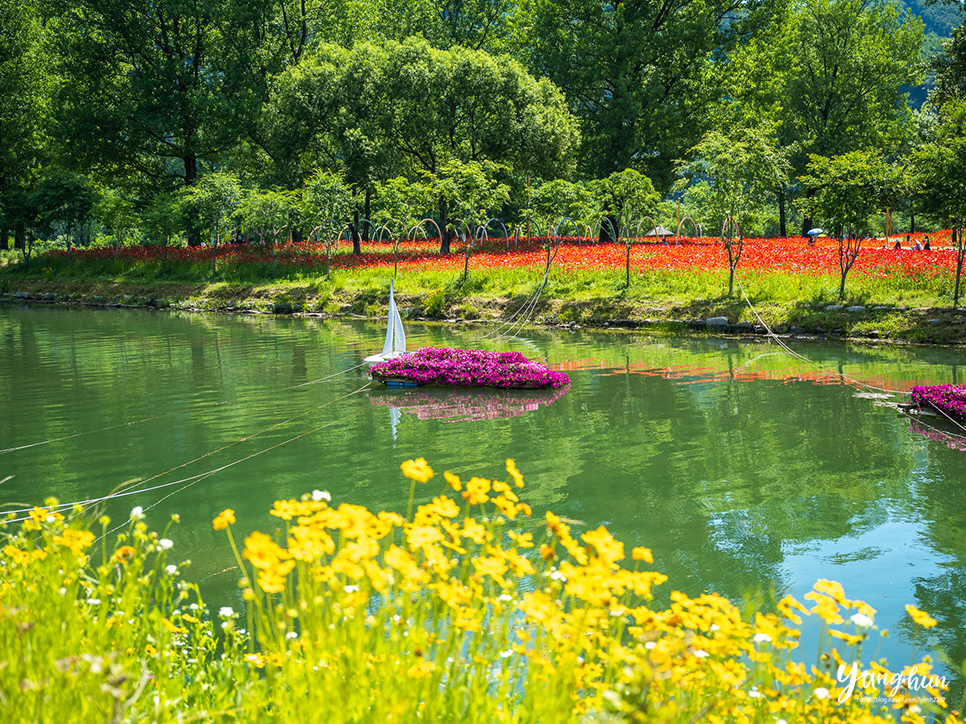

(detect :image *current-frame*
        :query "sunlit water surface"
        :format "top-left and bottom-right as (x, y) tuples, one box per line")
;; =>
(3, 303), (966, 692)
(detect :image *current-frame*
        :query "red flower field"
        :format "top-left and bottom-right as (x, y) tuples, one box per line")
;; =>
(48, 232), (960, 282)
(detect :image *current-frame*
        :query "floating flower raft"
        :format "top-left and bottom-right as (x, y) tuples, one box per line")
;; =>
(910, 384), (966, 421)
(368, 347), (570, 390)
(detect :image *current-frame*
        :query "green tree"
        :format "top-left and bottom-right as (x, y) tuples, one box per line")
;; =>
(301, 170), (354, 276)
(0, 0), (50, 250)
(94, 188), (138, 261)
(931, 17), (966, 106)
(799, 150), (902, 297)
(266, 38), (578, 253)
(589, 169), (660, 241)
(32, 171), (97, 268)
(514, 0), (772, 186)
(183, 172), (243, 275)
(372, 176), (433, 235)
(529, 179), (596, 238)
(423, 159), (510, 274)
(909, 98), (966, 305)
(236, 188), (299, 276)
(716, 0), (923, 234)
(49, 0), (263, 243)
(143, 192), (182, 271)
(676, 126), (792, 239)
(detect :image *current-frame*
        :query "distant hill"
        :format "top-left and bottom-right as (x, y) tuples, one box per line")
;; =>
(903, 0), (962, 35)
(897, 0), (963, 107)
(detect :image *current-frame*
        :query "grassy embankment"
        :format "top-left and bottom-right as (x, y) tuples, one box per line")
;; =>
(2, 239), (965, 344)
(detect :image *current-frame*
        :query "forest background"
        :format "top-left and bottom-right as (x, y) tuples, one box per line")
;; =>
(1, 0), (965, 262)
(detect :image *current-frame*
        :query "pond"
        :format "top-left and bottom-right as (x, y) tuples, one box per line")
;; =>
(2, 302), (965, 691)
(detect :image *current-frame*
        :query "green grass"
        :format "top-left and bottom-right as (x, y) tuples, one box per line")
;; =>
(3, 245), (965, 344)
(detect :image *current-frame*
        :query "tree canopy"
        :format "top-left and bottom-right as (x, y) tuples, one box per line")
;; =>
(0, 0), (960, 250)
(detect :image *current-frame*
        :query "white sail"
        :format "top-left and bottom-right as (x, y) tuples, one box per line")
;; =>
(392, 290), (406, 354)
(380, 282), (396, 357)
(367, 282), (407, 367)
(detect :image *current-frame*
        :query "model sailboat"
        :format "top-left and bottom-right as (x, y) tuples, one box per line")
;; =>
(365, 282), (408, 366)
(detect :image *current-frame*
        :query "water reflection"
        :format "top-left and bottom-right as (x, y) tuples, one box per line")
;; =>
(368, 385), (569, 423)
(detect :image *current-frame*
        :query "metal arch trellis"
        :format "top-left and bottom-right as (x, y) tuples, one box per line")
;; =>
(592, 216), (619, 245)
(374, 222), (396, 245)
(478, 217), (510, 249)
(512, 218), (542, 247)
(676, 216), (701, 245)
(404, 218), (444, 280)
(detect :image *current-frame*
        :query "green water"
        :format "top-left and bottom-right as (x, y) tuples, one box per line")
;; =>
(3, 303), (966, 689)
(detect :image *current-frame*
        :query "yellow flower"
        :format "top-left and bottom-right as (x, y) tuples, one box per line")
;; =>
(631, 546), (653, 563)
(814, 579), (850, 606)
(582, 527), (624, 567)
(29, 506), (65, 527)
(493, 495), (520, 519)
(213, 509), (235, 530)
(508, 531), (534, 548)
(407, 659), (435, 679)
(384, 545), (424, 582)
(54, 529), (95, 556)
(804, 591), (843, 625)
(491, 479), (519, 502)
(243, 531), (289, 570)
(162, 617), (186, 634)
(829, 629), (864, 646)
(778, 594), (810, 625)
(905, 604), (937, 628)
(462, 477), (491, 506)
(505, 459), (525, 488)
(461, 518), (489, 545)
(406, 524), (444, 550)
(245, 653), (266, 668)
(471, 555), (509, 588)
(401, 458), (434, 483)
(499, 546), (536, 577)
(258, 563), (294, 593)
(3, 545), (30, 567)
(444, 471), (462, 491)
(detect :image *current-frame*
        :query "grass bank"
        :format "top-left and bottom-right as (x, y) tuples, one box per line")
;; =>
(3, 241), (966, 345)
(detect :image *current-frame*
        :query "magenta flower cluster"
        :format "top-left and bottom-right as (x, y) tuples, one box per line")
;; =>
(369, 347), (570, 389)
(910, 384), (966, 420)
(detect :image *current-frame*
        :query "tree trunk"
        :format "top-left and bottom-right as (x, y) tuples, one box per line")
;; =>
(184, 154), (201, 246)
(363, 190), (372, 243)
(598, 214), (617, 243)
(439, 199), (451, 254)
(777, 187), (787, 238)
(14, 221), (25, 250)
(351, 209), (362, 254)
